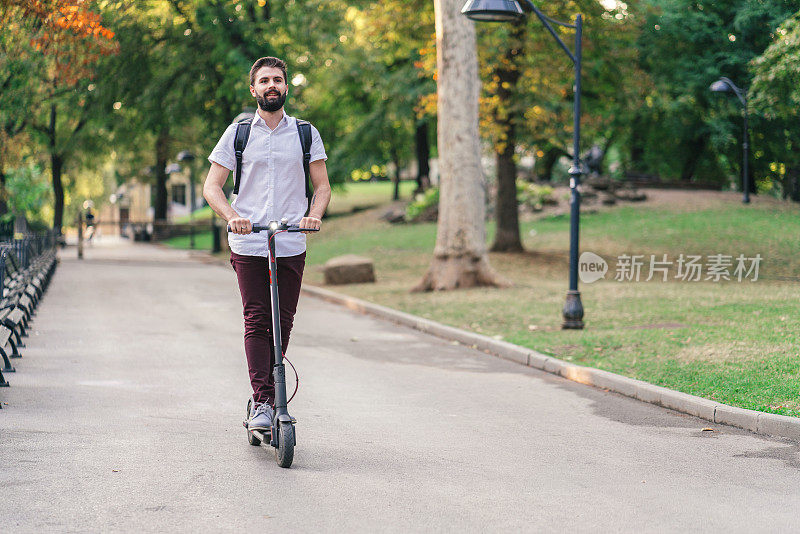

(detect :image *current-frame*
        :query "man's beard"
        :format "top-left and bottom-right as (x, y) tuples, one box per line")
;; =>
(256, 90), (287, 112)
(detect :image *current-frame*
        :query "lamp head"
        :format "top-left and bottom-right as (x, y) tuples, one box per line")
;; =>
(165, 163), (181, 175)
(461, 0), (525, 22)
(710, 79), (732, 93)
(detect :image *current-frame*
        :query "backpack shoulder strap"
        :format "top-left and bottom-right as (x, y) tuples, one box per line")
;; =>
(232, 119), (252, 195)
(296, 119), (313, 216)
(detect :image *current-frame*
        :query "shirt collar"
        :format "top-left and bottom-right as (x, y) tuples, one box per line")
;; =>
(252, 110), (291, 131)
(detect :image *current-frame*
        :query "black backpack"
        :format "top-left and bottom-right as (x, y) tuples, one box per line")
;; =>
(232, 118), (313, 216)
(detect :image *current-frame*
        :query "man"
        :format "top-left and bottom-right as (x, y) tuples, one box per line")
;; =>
(84, 206), (96, 244)
(203, 56), (331, 431)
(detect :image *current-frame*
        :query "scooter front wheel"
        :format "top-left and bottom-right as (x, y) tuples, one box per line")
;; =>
(275, 422), (295, 468)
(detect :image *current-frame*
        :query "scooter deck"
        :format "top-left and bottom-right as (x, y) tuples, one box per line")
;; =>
(243, 420), (270, 434)
(250, 428), (271, 445)
(244, 418), (297, 451)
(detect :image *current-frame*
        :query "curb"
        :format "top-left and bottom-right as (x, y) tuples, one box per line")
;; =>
(302, 284), (800, 443)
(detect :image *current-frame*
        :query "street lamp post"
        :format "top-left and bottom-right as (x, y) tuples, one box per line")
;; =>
(462, 0), (585, 329)
(710, 77), (750, 204)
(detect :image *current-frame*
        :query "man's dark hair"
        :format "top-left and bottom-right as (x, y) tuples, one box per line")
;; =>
(249, 57), (288, 86)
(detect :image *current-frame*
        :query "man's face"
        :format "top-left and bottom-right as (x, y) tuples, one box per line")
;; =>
(250, 66), (288, 112)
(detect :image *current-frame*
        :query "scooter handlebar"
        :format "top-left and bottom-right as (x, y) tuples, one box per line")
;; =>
(226, 223), (319, 234)
(286, 225), (319, 233)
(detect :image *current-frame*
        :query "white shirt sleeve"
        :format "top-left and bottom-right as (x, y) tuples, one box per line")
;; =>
(208, 124), (237, 172)
(309, 124), (327, 163)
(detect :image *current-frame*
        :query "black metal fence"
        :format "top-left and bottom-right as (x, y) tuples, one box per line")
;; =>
(0, 231), (59, 270)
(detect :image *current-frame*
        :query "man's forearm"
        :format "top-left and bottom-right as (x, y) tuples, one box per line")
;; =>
(204, 185), (239, 222)
(308, 186), (331, 220)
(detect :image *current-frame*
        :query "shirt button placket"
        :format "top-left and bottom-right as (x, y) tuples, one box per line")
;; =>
(266, 132), (272, 219)
(270, 134), (274, 215)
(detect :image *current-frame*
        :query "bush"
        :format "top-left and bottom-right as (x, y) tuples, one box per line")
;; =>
(516, 182), (555, 211)
(3, 164), (51, 226)
(406, 187), (439, 222)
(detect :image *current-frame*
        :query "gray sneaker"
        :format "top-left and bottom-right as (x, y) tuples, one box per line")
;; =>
(248, 401), (274, 431)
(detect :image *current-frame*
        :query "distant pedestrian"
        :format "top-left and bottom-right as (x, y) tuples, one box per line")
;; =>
(85, 207), (96, 245)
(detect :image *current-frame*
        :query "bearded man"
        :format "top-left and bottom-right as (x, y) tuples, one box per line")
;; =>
(203, 56), (331, 430)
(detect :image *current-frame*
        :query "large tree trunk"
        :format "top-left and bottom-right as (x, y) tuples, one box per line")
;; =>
(391, 145), (401, 201)
(51, 153), (64, 234)
(679, 135), (707, 182)
(0, 152), (7, 218)
(784, 166), (800, 202)
(490, 23), (524, 253)
(49, 104), (65, 234)
(629, 113), (647, 171)
(492, 141), (523, 252)
(745, 150), (756, 196)
(154, 129), (170, 221)
(414, 0), (506, 291)
(415, 119), (431, 193)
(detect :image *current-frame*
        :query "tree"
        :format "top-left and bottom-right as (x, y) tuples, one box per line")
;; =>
(413, 0), (505, 291)
(3, 163), (52, 228)
(0, 5), (41, 217)
(635, 0), (796, 185)
(302, 0), (436, 196)
(750, 12), (800, 200)
(89, 0), (344, 221)
(480, 22), (526, 253)
(90, 1), (208, 222)
(2, 0), (117, 232)
(476, 0), (646, 251)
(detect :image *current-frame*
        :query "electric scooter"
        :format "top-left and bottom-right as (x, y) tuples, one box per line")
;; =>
(228, 218), (318, 468)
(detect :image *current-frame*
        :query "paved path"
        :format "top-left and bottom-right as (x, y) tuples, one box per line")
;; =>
(2, 241), (799, 532)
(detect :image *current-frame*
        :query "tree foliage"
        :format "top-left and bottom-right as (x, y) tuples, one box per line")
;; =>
(302, 0), (436, 184)
(3, 0), (800, 236)
(634, 0), (797, 184)
(750, 11), (800, 199)
(1, 0), (117, 230)
(2, 163), (51, 227)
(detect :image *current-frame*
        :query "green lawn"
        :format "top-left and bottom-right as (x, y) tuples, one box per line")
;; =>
(162, 230), (215, 250)
(326, 180), (417, 216)
(174, 206), (215, 224)
(301, 192), (800, 417)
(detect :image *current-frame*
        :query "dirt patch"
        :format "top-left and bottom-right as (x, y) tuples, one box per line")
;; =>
(675, 342), (795, 363)
(489, 249), (569, 268)
(636, 188), (792, 211)
(551, 344), (580, 356)
(519, 187), (795, 222)
(627, 322), (689, 330)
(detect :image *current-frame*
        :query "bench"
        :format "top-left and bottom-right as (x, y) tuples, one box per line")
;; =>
(0, 236), (58, 393)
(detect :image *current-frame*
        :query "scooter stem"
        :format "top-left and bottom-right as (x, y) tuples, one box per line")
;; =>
(267, 225), (289, 419)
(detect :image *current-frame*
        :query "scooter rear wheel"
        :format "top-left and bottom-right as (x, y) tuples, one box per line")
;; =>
(246, 399), (260, 446)
(275, 422), (294, 468)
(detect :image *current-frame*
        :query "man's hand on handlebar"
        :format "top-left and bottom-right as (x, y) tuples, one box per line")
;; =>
(299, 216), (322, 234)
(228, 217), (252, 235)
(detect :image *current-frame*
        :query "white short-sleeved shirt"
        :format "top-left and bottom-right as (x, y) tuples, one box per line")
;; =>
(208, 111), (327, 258)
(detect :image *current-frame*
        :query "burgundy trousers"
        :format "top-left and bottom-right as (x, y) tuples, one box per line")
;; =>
(230, 251), (306, 406)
